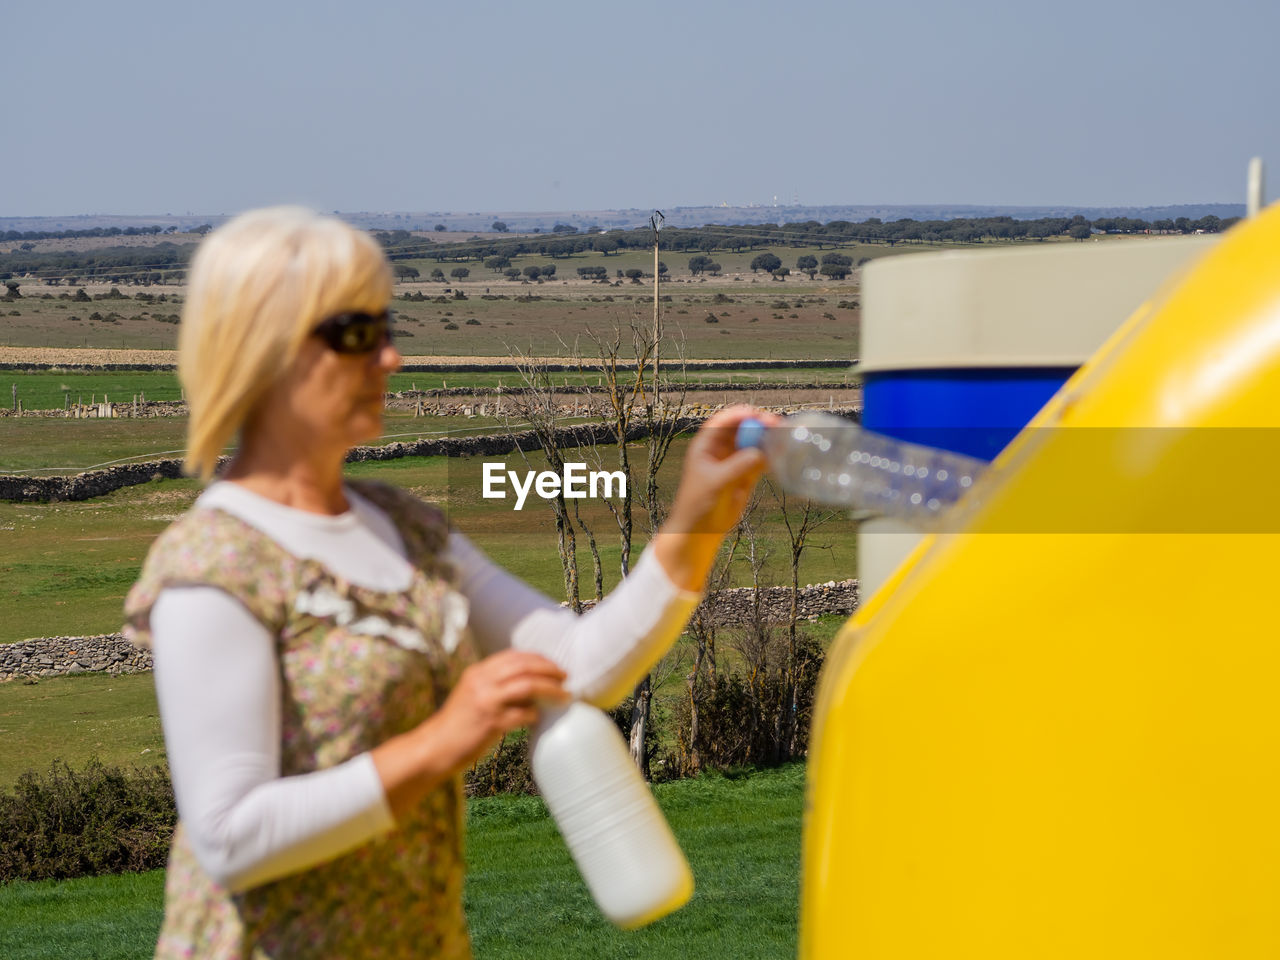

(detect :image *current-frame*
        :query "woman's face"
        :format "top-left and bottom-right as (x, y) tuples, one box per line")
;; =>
(255, 309), (402, 452)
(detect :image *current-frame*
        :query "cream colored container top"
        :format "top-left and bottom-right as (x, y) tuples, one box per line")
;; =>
(859, 235), (1219, 374)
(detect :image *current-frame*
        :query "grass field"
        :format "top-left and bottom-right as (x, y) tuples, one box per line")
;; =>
(0, 763), (805, 960)
(4, 365), (858, 412)
(0, 237), (866, 957)
(0, 869), (165, 960)
(0, 441), (858, 643)
(0, 612), (849, 792)
(0, 673), (165, 788)
(0, 417), (193, 473)
(0, 411), (562, 474)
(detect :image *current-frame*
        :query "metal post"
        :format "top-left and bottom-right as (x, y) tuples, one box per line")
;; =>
(650, 210), (664, 409)
(1247, 157), (1266, 218)
(654, 240), (660, 408)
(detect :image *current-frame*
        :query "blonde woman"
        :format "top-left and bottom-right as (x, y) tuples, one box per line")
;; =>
(124, 207), (770, 959)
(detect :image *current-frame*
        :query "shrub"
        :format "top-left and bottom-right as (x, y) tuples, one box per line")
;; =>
(664, 625), (826, 780)
(0, 759), (176, 882)
(466, 730), (534, 797)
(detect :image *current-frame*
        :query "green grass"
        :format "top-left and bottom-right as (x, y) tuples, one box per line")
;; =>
(4, 366), (856, 413)
(3, 372), (185, 410)
(464, 763), (804, 959)
(0, 412), (551, 475)
(0, 418), (192, 473)
(0, 764), (805, 960)
(0, 674), (165, 789)
(0, 869), (166, 960)
(0, 478), (204, 642)
(0, 616), (850, 794)
(0, 443), (857, 643)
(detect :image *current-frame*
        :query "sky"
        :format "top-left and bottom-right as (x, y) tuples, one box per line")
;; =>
(4, 0), (1278, 218)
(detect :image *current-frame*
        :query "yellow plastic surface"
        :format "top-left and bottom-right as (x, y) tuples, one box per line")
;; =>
(801, 206), (1280, 958)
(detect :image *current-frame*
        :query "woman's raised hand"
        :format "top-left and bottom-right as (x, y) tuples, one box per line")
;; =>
(652, 405), (778, 592)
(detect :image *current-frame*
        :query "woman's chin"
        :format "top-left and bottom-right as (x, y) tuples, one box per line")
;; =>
(348, 416), (383, 447)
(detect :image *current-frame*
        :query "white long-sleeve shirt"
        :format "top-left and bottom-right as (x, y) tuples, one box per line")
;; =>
(151, 481), (699, 893)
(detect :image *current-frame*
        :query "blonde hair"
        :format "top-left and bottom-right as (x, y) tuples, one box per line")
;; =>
(179, 207), (392, 480)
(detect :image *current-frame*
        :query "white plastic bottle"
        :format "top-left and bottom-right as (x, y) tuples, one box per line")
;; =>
(736, 411), (987, 527)
(529, 701), (693, 929)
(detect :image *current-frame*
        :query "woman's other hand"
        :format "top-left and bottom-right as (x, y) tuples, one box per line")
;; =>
(653, 405), (778, 592)
(373, 650), (568, 818)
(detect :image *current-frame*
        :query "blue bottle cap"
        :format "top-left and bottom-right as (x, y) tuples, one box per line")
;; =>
(735, 418), (766, 450)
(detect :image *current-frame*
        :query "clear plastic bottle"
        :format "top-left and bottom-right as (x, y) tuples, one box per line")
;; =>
(736, 411), (987, 527)
(529, 701), (693, 929)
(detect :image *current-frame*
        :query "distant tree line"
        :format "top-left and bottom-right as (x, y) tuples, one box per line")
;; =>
(1, 224), (211, 241)
(0, 243), (195, 284)
(369, 212), (1242, 268)
(0, 213), (1243, 284)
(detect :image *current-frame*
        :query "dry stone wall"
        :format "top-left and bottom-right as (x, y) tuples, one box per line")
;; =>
(0, 634), (151, 680)
(0, 359), (850, 374)
(0, 399), (187, 419)
(580, 579), (859, 626)
(698, 579), (859, 626)
(0, 581), (859, 681)
(0, 457), (197, 502)
(2, 410), (861, 503)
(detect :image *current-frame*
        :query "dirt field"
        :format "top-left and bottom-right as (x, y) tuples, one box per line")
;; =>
(0, 346), (179, 366)
(0, 278), (862, 360)
(0, 346), (848, 368)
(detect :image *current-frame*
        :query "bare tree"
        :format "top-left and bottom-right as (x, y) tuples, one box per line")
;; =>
(766, 479), (839, 761)
(578, 317), (691, 778)
(504, 347), (600, 612)
(676, 522), (742, 776)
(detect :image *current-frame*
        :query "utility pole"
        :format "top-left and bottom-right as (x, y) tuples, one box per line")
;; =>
(1247, 157), (1266, 218)
(650, 210), (664, 408)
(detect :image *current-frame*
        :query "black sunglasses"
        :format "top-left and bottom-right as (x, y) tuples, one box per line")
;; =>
(312, 309), (394, 354)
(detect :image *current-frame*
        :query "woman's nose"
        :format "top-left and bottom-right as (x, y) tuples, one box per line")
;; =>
(378, 339), (403, 374)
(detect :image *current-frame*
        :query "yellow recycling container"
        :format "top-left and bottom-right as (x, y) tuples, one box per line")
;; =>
(802, 206), (1280, 958)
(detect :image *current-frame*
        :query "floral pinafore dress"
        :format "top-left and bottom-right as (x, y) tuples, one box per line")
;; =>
(123, 480), (477, 960)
